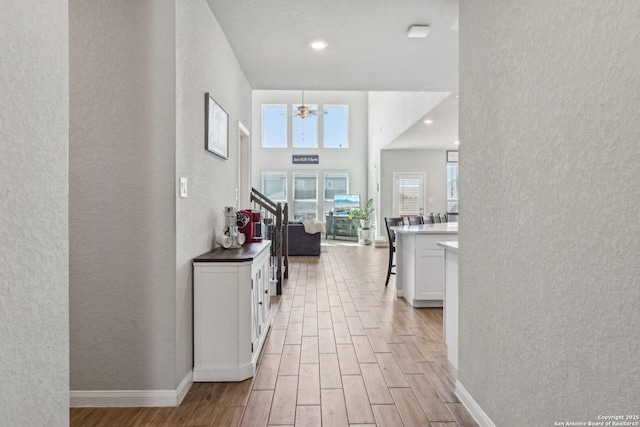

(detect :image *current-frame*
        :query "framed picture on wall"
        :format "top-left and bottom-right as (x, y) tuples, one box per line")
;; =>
(205, 93), (229, 159)
(447, 150), (459, 162)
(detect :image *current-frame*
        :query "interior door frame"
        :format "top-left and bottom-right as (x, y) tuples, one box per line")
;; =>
(238, 121), (251, 209)
(392, 172), (426, 217)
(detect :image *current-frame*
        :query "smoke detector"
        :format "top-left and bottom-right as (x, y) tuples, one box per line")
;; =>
(407, 25), (430, 38)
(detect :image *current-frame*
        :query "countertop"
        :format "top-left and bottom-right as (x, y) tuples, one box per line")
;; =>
(193, 241), (271, 263)
(437, 241), (459, 252)
(391, 222), (458, 235)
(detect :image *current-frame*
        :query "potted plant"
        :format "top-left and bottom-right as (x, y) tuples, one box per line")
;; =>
(348, 198), (375, 230)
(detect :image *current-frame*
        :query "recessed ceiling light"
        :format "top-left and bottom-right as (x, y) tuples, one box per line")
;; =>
(309, 40), (328, 50)
(423, 119), (434, 125)
(454, 140), (460, 145)
(407, 25), (430, 38)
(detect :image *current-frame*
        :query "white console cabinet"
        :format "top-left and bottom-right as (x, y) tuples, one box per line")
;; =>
(193, 241), (272, 382)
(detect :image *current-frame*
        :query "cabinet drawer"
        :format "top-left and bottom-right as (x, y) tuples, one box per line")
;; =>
(415, 235), (457, 250)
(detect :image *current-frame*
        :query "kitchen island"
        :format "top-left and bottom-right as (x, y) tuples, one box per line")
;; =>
(391, 223), (458, 307)
(438, 241), (459, 369)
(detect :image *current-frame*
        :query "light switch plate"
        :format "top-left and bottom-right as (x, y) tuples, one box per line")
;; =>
(180, 177), (188, 198)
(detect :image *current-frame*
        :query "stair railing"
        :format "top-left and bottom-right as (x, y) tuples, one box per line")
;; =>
(250, 188), (288, 294)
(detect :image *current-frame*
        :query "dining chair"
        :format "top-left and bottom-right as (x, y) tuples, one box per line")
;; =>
(384, 217), (403, 287)
(439, 213), (448, 223)
(407, 216), (424, 225)
(434, 213), (442, 223)
(424, 213), (435, 224)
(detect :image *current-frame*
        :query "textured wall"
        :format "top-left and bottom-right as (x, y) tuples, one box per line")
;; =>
(69, 0), (177, 390)
(380, 149), (448, 219)
(459, 1), (640, 424)
(0, 0), (69, 424)
(251, 90), (368, 214)
(175, 0), (252, 383)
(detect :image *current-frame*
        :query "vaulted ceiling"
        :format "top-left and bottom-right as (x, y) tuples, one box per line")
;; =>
(206, 0), (459, 92)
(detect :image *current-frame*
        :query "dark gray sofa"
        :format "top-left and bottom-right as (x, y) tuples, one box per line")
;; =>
(287, 222), (321, 256)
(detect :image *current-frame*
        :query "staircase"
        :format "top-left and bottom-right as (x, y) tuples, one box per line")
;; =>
(250, 188), (289, 295)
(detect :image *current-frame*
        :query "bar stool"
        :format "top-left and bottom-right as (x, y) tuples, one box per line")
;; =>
(407, 216), (424, 225)
(384, 217), (403, 287)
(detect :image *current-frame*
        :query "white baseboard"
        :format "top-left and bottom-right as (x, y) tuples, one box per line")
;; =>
(71, 370), (193, 407)
(455, 380), (496, 427)
(193, 363), (255, 382)
(176, 369), (193, 405)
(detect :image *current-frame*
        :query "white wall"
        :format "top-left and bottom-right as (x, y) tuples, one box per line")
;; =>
(460, 1), (640, 425)
(70, 0), (177, 390)
(251, 91), (368, 216)
(69, 0), (250, 396)
(368, 92), (450, 227)
(0, 0), (69, 425)
(175, 0), (252, 384)
(380, 149), (448, 220)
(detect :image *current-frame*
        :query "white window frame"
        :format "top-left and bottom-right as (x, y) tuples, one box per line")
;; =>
(322, 104), (349, 148)
(393, 172), (426, 217)
(322, 171), (350, 215)
(292, 171), (319, 219)
(261, 170), (288, 204)
(447, 162), (459, 214)
(261, 104), (288, 148)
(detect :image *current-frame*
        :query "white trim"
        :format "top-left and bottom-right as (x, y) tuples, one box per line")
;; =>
(194, 363), (255, 382)
(70, 370), (193, 407)
(176, 370), (193, 405)
(455, 381), (496, 427)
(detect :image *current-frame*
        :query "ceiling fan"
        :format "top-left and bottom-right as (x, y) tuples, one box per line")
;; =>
(294, 90), (318, 119)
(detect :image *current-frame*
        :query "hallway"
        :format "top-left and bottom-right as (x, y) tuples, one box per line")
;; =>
(71, 244), (477, 426)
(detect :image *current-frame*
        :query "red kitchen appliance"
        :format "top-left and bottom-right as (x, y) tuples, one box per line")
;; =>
(238, 209), (262, 243)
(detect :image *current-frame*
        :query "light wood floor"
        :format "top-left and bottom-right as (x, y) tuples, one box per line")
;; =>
(70, 243), (477, 426)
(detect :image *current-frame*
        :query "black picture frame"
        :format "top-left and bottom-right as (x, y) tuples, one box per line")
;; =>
(205, 93), (229, 159)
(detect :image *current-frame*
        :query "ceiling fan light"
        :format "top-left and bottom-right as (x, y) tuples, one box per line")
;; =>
(309, 40), (328, 50)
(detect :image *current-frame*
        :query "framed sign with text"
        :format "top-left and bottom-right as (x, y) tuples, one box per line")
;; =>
(447, 150), (459, 162)
(292, 155), (319, 164)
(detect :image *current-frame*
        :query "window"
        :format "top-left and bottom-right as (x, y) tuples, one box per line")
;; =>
(393, 173), (425, 217)
(447, 163), (459, 214)
(323, 105), (349, 148)
(293, 172), (318, 219)
(323, 172), (349, 214)
(292, 104), (318, 147)
(261, 171), (287, 204)
(262, 105), (287, 148)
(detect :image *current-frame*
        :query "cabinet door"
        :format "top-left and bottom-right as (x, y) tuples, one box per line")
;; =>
(415, 249), (445, 300)
(261, 259), (271, 314)
(251, 272), (260, 353)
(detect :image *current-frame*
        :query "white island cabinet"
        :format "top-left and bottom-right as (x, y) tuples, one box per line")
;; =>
(438, 241), (459, 370)
(391, 223), (458, 307)
(193, 241), (272, 382)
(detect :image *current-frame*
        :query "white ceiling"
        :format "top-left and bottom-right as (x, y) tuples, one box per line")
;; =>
(384, 92), (459, 150)
(205, 0), (459, 91)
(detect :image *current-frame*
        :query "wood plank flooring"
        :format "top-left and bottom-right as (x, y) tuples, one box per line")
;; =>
(70, 243), (477, 426)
